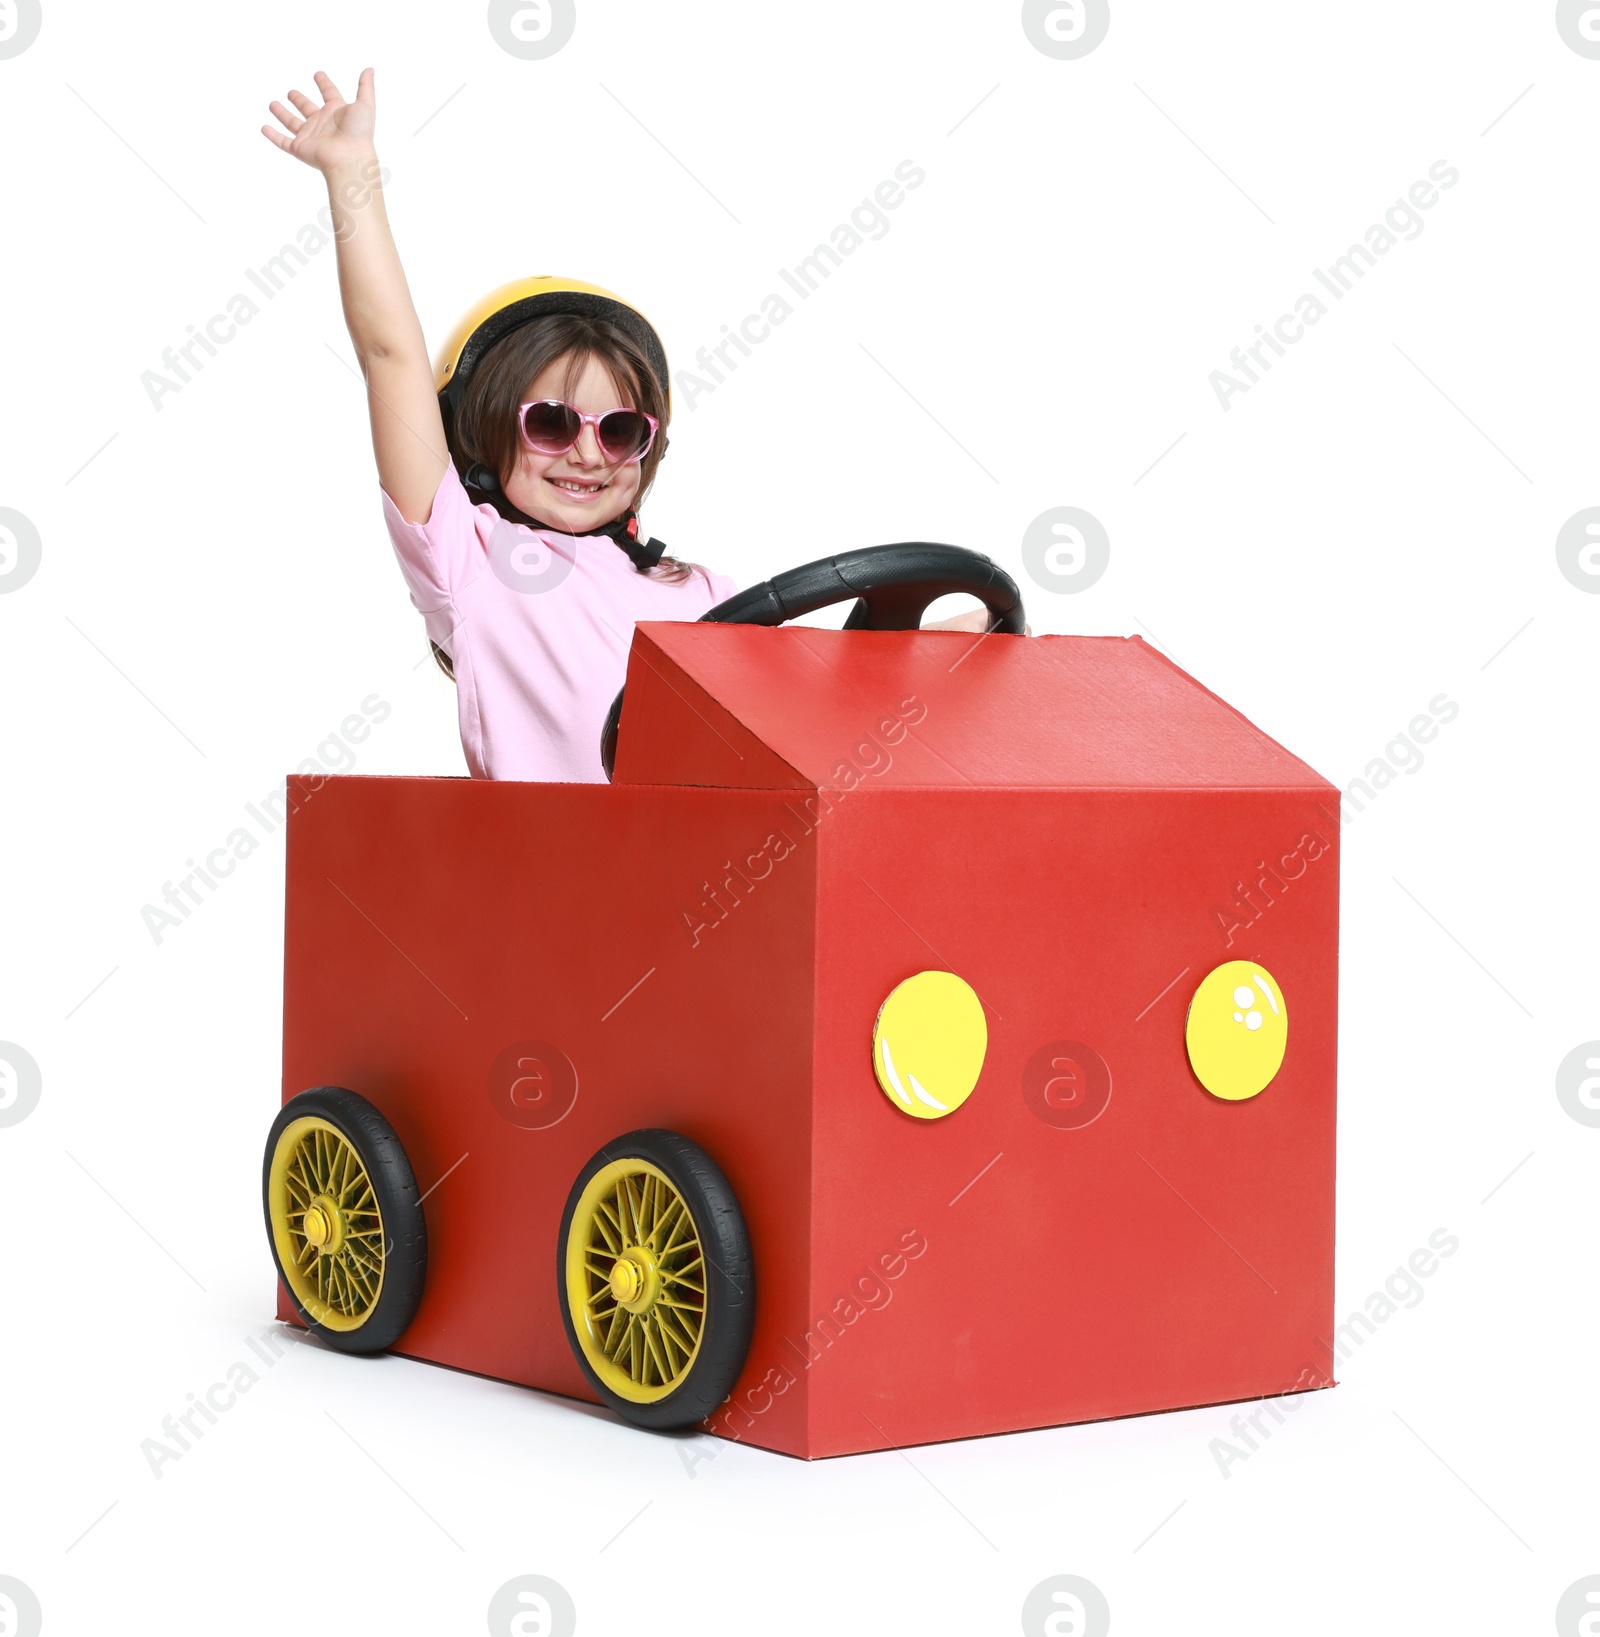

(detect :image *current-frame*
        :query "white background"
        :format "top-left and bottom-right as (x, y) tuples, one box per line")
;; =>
(1, 2), (1596, 1632)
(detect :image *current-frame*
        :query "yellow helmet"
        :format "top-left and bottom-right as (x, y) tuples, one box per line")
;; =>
(433, 274), (672, 417)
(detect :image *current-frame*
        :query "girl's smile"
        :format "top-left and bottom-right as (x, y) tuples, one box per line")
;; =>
(545, 475), (610, 501)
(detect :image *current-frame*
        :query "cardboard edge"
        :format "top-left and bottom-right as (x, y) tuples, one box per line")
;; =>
(1119, 635), (1340, 794)
(618, 626), (816, 790)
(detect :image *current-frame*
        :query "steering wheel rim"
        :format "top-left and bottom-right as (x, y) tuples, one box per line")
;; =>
(600, 541), (1025, 781)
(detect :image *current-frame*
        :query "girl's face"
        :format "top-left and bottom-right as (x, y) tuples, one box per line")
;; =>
(501, 351), (643, 534)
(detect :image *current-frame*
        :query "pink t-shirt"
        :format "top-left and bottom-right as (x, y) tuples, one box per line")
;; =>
(383, 462), (739, 782)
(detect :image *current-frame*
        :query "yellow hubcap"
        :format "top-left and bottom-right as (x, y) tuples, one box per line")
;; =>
(566, 1160), (705, 1403)
(267, 1117), (387, 1332)
(607, 1245), (662, 1312)
(301, 1193), (348, 1253)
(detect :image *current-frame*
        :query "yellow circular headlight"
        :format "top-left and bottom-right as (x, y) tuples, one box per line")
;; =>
(871, 970), (988, 1120)
(1185, 960), (1288, 1101)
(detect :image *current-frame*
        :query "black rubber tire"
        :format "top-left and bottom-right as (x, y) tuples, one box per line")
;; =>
(263, 1087), (428, 1355)
(557, 1129), (755, 1431)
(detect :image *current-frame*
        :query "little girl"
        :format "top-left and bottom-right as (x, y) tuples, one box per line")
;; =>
(264, 69), (987, 782)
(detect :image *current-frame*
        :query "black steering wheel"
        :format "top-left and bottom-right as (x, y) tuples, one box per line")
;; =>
(600, 542), (1025, 781)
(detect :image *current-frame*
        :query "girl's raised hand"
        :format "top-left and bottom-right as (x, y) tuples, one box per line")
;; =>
(262, 69), (377, 172)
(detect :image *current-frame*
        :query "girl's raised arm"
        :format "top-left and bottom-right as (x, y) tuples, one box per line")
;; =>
(262, 69), (448, 523)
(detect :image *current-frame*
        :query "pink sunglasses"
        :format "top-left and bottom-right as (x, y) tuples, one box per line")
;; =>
(518, 399), (659, 464)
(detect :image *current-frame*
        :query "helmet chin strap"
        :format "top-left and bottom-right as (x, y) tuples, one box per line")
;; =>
(462, 463), (667, 572)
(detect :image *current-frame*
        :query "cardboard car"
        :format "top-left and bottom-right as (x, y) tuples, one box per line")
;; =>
(264, 548), (1339, 1458)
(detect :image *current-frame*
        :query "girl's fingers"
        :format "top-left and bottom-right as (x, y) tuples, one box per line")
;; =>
(266, 70), (362, 151)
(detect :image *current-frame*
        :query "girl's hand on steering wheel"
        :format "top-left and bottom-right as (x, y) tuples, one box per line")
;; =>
(262, 69), (378, 173)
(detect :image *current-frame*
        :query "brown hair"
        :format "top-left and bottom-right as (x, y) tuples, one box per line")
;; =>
(433, 312), (700, 679)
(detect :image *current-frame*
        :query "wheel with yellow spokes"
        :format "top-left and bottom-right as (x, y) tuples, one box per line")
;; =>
(263, 1087), (428, 1354)
(558, 1130), (754, 1430)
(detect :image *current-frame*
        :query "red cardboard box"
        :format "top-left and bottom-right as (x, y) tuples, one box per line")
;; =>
(279, 624), (1339, 1457)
